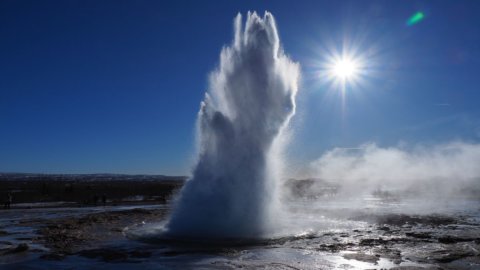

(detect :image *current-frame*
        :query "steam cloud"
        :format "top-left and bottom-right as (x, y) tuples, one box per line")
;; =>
(310, 141), (480, 196)
(166, 12), (299, 238)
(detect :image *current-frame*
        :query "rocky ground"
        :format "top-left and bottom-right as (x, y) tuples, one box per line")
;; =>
(0, 176), (479, 269)
(0, 207), (167, 264)
(1, 207), (479, 269)
(38, 208), (167, 256)
(310, 213), (480, 268)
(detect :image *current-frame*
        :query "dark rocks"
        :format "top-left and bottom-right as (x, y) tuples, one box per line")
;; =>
(78, 248), (152, 262)
(79, 248), (129, 262)
(316, 241), (355, 253)
(405, 232), (432, 239)
(359, 238), (388, 246)
(437, 235), (477, 244)
(378, 226), (390, 231)
(376, 214), (456, 227)
(161, 250), (184, 257)
(40, 253), (66, 261)
(130, 250), (152, 258)
(352, 213), (458, 227)
(3, 243), (29, 254)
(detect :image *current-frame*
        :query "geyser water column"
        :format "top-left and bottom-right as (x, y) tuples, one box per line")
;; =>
(166, 11), (299, 239)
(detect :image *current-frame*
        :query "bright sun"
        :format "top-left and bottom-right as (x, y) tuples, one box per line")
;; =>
(332, 58), (358, 80)
(319, 50), (366, 89)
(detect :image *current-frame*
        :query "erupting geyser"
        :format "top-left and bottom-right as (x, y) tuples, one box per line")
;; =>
(166, 11), (299, 239)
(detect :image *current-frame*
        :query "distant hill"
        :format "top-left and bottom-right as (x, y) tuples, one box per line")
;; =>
(0, 173), (188, 182)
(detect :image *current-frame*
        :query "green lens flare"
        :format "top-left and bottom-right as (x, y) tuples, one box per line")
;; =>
(407, 12), (425, 26)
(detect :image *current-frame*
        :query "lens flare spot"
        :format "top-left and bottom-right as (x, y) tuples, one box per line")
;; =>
(407, 11), (425, 26)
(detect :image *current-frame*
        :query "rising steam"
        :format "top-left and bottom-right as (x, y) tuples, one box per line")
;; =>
(310, 141), (480, 197)
(166, 12), (299, 239)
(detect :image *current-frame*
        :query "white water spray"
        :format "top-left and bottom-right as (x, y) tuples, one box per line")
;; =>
(166, 11), (299, 239)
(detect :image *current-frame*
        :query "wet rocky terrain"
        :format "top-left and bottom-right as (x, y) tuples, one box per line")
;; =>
(0, 202), (479, 269)
(308, 212), (480, 268)
(0, 176), (479, 269)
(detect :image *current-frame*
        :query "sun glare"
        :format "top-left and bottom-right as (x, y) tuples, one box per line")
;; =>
(314, 45), (370, 91)
(332, 58), (358, 80)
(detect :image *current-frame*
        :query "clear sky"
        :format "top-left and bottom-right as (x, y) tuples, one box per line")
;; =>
(1, 0), (479, 175)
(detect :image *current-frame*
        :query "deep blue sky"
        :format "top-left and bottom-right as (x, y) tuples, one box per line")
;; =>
(1, 1), (479, 175)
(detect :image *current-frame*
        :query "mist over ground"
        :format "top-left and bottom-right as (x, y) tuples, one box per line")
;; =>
(301, 141), (480, 201)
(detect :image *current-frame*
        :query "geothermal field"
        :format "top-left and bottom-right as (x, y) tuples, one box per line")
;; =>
(1, 174), (480, 269)
(2, 4), (480, 270)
